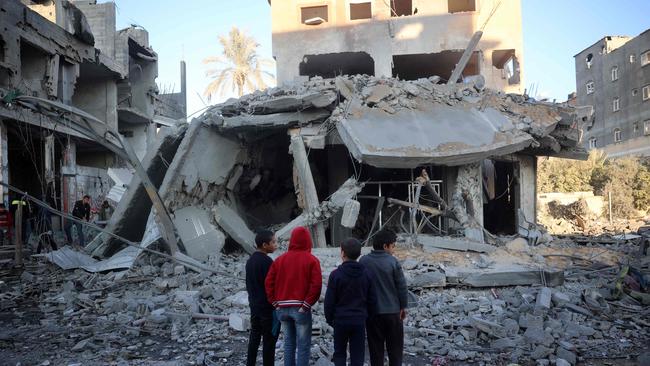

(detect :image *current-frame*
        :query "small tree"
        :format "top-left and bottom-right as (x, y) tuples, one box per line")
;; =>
(203, 27), (275, 100)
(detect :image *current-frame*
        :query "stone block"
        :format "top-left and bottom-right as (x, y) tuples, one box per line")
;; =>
(229, 313), (250, 332)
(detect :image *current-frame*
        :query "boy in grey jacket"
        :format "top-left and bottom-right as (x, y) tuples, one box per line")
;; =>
(359, 229), (408, 366)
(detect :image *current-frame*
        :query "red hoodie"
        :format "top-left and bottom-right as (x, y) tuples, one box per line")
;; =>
(265, 227), (322, 310)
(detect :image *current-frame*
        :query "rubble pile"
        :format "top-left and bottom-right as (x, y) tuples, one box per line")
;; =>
(1, 238), (648, 365)
(199, 74), (584, 158)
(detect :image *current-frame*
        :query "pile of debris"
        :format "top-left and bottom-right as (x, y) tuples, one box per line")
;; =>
(2, 235), (649, 365)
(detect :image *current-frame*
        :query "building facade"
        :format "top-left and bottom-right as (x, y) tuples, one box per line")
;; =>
(0, 0), (185, 244)
(574, 30), (650, 157)
(267, 0), (524, 93)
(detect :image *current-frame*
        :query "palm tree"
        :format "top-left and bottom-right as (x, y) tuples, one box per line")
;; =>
(203, 27), (275, 100)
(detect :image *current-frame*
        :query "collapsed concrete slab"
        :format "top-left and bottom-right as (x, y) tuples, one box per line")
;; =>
(419, 235), (496, 254)
(88, 125), (187, 257)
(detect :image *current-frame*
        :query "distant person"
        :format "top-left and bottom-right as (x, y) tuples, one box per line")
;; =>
(359, 229), (408, 366)
(246, 229), (279, 366)
(265, 227), (322, 366)
(65, 195), (90, 247)
(324, 238), (376, 366)
(98, 200), (114, 223)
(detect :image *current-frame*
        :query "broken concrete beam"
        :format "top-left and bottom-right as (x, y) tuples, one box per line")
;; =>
(447, 31), (483, 85)
(212, 201), (256, 254)
(277, 178), (363, 241)
(290, 131), (327, 248)
(535, 287), (552, 312)
(341, 199), (360, 228)
(469, 315), (506, 338)
(456, 269), (564, 288)
(409, 271), (446, 288)
(387, 198), (442, 216)
(173, 206), (226, 262)
(88, 125), (187, 257)
(419, 235), (495, 254)
(248, 91), (336, 114)
(219, 108), (331, 131)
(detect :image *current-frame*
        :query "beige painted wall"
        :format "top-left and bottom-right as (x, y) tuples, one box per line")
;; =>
(269, 0), (524, 93)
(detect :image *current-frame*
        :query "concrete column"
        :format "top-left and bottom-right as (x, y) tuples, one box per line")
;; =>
(328, 146), (351, 246)
(0, 120), (7, 204)
(289, 131), (327, 248)
(62, 141), (77, 223)
(518, 155), (536, 223)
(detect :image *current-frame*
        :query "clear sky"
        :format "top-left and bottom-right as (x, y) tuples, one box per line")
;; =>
(109, 0), (650, 117)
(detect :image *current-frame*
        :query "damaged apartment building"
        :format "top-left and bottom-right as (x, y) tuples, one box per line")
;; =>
(0, 0), (185, 244)
(85, 71), (591, 271)
(267, 0), (523, 92)
(83, 0), (588, 267)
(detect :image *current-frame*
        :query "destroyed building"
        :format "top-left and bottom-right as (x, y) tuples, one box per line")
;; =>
(0, 0), (186, 242)
(83, 71), (591, 271)
(268, 0), (524, 93)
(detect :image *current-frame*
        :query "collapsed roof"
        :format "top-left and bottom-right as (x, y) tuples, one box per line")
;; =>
(200, 74), (591, 167)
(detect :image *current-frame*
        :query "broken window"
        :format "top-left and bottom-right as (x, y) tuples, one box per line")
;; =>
(448, 0), (476, 13)
(612, 97), (620, 112)
(301, 5), (328, 25)
(492, 49), (520, 85)
(390, 0), (412, 17)
(611, 66), (618, 81)
(632, 88), (638, 97)
(633, 122), (639, 134)
(392, 51), (479, 81)
(630, 54), (636, 63)
(614, 128), (622, 142)
(585, 53), (593, 69)
(586, 81), (595, 94)
(645, 120), (650, 135)
(641, 50), (650, 66)
(643, 85), (650, 101)
(588, 137), (597, 149)
(20, 40), (50, 96)
(299, 52), (375, 78)
(350, 1), (372, 20)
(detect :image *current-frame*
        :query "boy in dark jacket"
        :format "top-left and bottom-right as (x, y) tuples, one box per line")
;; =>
(324, 238), (376, 366)
(359, 229), (408, 366)
(246, 230), (279, 366)
(265, 226), (322, 366)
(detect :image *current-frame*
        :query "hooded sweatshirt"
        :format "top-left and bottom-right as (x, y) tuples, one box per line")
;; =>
(265, 227), (322, 310)
(324, 261), (377, 326)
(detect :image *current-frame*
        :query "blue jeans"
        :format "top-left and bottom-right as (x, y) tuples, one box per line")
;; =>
(277, 307), (312, 366)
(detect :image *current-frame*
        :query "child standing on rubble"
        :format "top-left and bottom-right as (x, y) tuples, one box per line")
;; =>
(246, 229), (279, 366)
(359, 229), (408, 366)
(324, 238), (376, 366)
(265, 226), (322, 366)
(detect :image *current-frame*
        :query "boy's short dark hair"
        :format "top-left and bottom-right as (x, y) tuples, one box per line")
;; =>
(83, 195), (90, 200)
(372, 229), (397, 250)
(255, 229), (274, 248)
(341, 238), (362, 260)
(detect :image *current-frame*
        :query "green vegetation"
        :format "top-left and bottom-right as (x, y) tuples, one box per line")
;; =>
(538, 151), (650, 217)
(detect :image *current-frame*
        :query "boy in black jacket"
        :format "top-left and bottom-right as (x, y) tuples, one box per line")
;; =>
(324, 238), (376, 366)
(245, 230), (278, 366)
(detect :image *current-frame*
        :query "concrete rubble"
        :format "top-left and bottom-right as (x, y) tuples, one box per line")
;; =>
(1, 236), (649, 365)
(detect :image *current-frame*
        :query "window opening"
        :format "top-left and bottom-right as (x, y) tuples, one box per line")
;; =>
(301, 6), (328, 25)
(350, 1), (371, 20)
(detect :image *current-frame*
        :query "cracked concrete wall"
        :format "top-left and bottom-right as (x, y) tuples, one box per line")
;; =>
(91, 125), (187, 256)
(270, 0), (523, 93)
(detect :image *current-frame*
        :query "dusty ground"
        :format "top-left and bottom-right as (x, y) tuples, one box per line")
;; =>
(0, 236), (648, 366)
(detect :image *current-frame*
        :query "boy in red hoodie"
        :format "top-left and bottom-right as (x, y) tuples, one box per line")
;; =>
(265, 227), (322, 366)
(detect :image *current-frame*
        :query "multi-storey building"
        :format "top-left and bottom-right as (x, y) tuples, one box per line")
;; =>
(267, 0), (524, 93)
(574, 30), (650, 157)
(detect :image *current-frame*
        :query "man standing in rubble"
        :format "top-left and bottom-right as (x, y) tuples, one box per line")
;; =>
(65, 195), (91, 247)
(246, 229), (279, 366)
(360, 229), (408, 366)
(265, 226), (322, 366)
